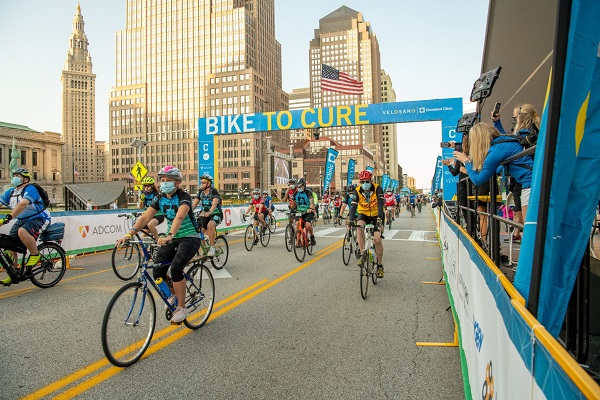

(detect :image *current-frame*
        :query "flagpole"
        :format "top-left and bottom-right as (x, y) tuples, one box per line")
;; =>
(528, 0), (572, 318)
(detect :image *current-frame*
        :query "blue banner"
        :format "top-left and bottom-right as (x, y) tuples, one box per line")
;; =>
(391, 179), (398, 191)
(433, 156), (443, 193)
(365, 166), (374, 173)
(381, 174), (389, 191)
(347, 158), (356, 187)
(515, 0), (600, 337)
(323, 148), (339, 193)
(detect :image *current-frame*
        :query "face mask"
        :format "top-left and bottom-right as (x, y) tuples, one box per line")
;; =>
(253, 194), (259, 199)
(297, 187), (304, 192)
(361, 182), (372, 191)
(160, 181), (176, 194)
(11, 177), (22, 186)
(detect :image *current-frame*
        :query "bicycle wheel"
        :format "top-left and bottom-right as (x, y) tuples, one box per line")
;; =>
(260, 226), (271, 247)
(210, 235), (229, 270)
(284, 224), (294, 252)
(268, 215), (277, 233)
(101, 282), (156, 367)
(30, 242), (67, 288)
(183, 263), (215, 330)
(306, 231), (314, 255)
(360, 253), (369, 299)
(387, 214), (392, 230)
(244, 225), (255, 251)
(111, 242), (141, 280)
(293, 231), (306, 262)
(342, 231), (352, 266)
(371, 252), (378, 285)
(333, 214), (338, 227)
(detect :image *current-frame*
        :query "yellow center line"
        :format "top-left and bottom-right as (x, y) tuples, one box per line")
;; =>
(27, 240), (343, 399)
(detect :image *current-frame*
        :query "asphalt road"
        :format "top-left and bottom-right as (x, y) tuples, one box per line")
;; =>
(0, 206), (464, 399)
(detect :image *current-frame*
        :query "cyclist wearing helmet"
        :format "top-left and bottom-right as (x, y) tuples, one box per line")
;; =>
(262, 189), (275, 219)
(117, 165), (201, 324)
(349, 170), (385, 278)
(332, 191), (343, 222)
(137, 176), (164, 240)
(291, 178), (317, 246)
(282, 179), (297, 209)
(340, 184), (357, 230)
(191, 174), (223, 256)
(384, 189), (397, 222)
(245, 188), (267, 242)
(0, 168), (51, 286)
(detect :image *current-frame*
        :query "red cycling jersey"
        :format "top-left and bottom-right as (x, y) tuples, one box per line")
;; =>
(322, 195), (330, 204)
(384, 194), (396, 207)
(333, 197), (342, 207)
(286, 188), (297, 204)
(250, 197), (265, 213)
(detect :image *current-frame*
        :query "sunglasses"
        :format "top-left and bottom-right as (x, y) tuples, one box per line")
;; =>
(359, 180), (371, 184)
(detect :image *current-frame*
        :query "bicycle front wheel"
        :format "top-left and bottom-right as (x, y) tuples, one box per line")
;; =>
(184, 264), (215, 330)
(30, 242), (67, 288)
(360, 253), (369, 299)
(260, 226), (271, 247)
(293, 231), (306, 262)
(284, 224), (294, 252)
(371, 252), (378, 285)
(111, 242), (141, 280)
(244, 225), (255, 251)
(101, 282), (156, 367)
(210, 235), (229, 270)
(268, 215), (276, 233)
(342, 231), (352, 266)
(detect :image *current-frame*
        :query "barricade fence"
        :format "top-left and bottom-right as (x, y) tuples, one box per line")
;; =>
(434, 206), (599, 399)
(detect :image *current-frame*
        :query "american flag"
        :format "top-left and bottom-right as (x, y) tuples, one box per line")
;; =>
(74, 166), (80, 176)
(321, 64), (363, 95)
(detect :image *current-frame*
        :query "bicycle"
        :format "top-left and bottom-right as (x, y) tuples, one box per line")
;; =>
(101, 239), (215, 367)
(266, 210), (277, 234)
(386, 206), (394, 230)
(293, 213), (314, 262)
(284, 210), (297, 252)
(242, 211), (270, 251)
(357, 223), (379, 299)
(0, 222), (67, 288)
(322, 205), (331, 225)
(410, 203), (416, 218)
(193, 211), (229, 270)
(342, 219), (360, 266)
(332, 206), (341, 226)
(112, 212), (158, 280)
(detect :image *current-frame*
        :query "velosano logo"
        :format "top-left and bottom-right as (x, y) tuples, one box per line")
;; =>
(78, 224), (123, 238)
(482, 360), (494, 400)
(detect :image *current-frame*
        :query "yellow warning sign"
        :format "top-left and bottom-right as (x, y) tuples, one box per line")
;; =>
(134, 184), (143, 191)
(130, 161), (148, 182)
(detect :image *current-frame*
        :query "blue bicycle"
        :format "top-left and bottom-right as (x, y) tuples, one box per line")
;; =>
(101, 239), (215, 367)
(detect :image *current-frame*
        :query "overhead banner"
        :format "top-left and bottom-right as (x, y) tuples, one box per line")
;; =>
(198, 99), (463, 201)
(347, 158), (356, 187)
(323, 148), (339, 193)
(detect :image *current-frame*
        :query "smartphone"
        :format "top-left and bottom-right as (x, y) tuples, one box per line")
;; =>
(454, 143), (463, 152)
(440, 142), (453, 148)
(492, 102), (501, 117)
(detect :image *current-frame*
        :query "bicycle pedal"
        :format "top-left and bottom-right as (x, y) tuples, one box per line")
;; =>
(170, 320), (183, 326)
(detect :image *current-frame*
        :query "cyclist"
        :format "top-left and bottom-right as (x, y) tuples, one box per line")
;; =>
(282, 179), (298, 224)
(292, 178), (317, 246)
(340, 184), (358, 231)
(191, 174), (223, 257)
(116, 165), (200, 324)
(384, 189), (397, 223)
(416, 196), (423, 213)
(262, 190), (275, 221)
(321, 192), (331, 221)
(349, 170), (385, 278)
(245, 188), (267, 244)
(137, 176), (164, 240)
(0, 168), (51, 286)
(394, 192), (402, 217)
(332, 191), (343, 223)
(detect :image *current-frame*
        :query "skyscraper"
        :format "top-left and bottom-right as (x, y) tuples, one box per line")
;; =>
(309, 6), (383, 174)
(381, 69), (399, 181)
(109, 0), (288, 195)
(61, 3), (99, 183)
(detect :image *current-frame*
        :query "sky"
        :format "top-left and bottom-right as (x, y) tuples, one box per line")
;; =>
(0, 0), (488, 189)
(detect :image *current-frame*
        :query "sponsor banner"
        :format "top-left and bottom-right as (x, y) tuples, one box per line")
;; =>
(433, 156), (443, 193)
(365, 166), (374, 173)
(323, 147), (339, 192)
(380, 174), (389, 191)
(439, 211), (594, 399)
(347, 158), (356, 187)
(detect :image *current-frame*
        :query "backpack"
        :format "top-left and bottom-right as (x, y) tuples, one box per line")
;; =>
(490, 136), (533, 170)
(30, 183), (51, 210)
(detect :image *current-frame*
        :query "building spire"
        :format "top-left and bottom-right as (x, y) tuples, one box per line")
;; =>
(65, 3), (91, 65)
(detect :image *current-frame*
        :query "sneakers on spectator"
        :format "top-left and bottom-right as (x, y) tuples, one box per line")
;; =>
(377, 265), (385, 278)
(170, 307), (187, 324)
(206, 246), (216, 257)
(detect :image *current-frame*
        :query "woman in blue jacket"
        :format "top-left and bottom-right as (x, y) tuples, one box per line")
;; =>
(453, 123), (534, 224)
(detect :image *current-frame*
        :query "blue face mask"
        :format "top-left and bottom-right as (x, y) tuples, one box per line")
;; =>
(160, 181), (176, 194)
(361, 182), (372, 191)
(253, 194), (260, 199)
(11, 177), (22, 186)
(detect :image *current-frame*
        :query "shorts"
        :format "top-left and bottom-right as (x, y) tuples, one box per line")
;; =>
(9, 217), (50, 241)
(356, 214), (382, 232)
(153, 237), (201, 282)
(198, 213), (223, 229)
(511, 181), (522, 212)
(520, 188), (531, 207)
(300, 211), (314, 224)
(153, 215), (165, 224)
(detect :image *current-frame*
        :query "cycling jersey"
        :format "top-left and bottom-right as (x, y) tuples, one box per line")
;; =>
(322, 195), (330, 204)
(141, 191), (162, 214)
(343, 192), (358, 218)
(353, 183), (384, 218)
(285, 188), (297, 205)
(333, 197), (342, 207)
(250, 197), (265, 213)
(149, 189), (199, 238)
(292, 189), (313, 213)
(384, 194), (396, 207)
(0, 184), (51, 222)
(196, 187), (223, 215)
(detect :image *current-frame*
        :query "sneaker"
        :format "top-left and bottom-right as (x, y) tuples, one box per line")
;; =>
(253, 239), (258, 245)
(25, 253), (40, 267)
(206, 246), (216, 257)
(377, 265), (385, 278)
(1, 276), (12, 286)
(311, 235), (316, 246)
(357, 253), (364, 267)
(170, 307), (187, 324)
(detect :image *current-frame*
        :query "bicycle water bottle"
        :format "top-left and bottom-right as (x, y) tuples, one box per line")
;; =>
(199, 230), (205, 241)
(155, 278), (172, 298)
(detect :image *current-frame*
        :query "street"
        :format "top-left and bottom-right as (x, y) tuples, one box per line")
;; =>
(0, 207), (463, 399)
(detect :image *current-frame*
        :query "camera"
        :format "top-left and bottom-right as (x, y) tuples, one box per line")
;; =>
(470, 66), (502, 101)
(456, 112), (478, 133)
(440, 142), (463, 152)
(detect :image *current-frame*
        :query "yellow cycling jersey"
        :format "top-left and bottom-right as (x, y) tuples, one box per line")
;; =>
(355, 183), (382, 217)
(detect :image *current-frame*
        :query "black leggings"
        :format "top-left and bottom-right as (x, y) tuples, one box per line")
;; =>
(153, 237), (201, 282)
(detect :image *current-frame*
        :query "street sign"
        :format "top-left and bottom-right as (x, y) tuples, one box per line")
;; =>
(134, 184), (143, 191)
(130, 161), (148, 182)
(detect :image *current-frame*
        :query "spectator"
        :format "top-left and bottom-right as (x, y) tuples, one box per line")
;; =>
(110, 200), (118, 209)
(491, 103), (540, 240)
(86, 199), (93, 210)
(442, 138), (470, 231)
